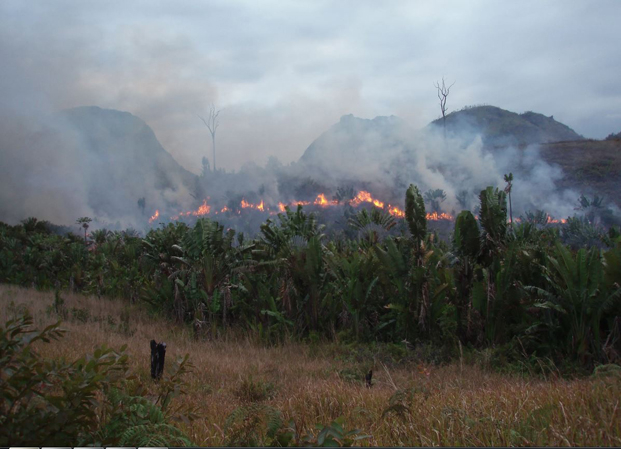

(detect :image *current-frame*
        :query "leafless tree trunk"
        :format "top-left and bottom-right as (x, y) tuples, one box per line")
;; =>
(198, 104), (221, 171)
(435, 77), (455, 138)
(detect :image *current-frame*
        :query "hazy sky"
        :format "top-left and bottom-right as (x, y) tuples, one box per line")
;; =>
(1, 0), (619, 172)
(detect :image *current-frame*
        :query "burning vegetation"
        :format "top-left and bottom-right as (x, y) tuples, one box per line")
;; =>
(148, 190), (457, 224)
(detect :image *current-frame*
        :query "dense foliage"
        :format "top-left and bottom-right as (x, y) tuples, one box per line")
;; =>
(1, 184), (620, 370)
(0, 312), (195, 446)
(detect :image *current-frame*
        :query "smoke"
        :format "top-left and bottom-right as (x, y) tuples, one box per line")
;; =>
(0, 107), (197, 229)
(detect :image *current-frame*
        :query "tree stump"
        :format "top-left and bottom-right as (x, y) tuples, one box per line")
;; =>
(150, 339), (167, 380)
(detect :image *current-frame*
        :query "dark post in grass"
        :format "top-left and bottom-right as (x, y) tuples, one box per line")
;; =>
(150, 339), (167, 380)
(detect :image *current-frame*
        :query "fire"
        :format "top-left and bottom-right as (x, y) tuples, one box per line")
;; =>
(149, 210), (159, 223)
(349, 190), (385, 209)
(351, 190), (372, 206)
(426, 212), (454, 221)
(241, 199), (265, 211)
(193, 200), (210, 216)
(313, 193), (338, 207)
(387, 206), (405, 218)
(151, 190), (459, 223)
(547, 216), (567, 224)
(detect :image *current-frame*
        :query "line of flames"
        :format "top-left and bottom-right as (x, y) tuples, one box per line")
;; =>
(148, 190), (567, 225)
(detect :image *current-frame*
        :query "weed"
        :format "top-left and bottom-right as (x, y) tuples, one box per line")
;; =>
(70, 306), (90, 323)
(233, 374), (277, 402)
(119, 306), (134, 336)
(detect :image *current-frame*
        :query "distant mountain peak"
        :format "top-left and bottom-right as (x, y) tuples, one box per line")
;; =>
(300, 114), (407, 166)
(429, 105), (584, 146)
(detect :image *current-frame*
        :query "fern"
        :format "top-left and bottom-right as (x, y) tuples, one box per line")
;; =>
(91, 387), (192, 447)
(224, 403), (283, 446)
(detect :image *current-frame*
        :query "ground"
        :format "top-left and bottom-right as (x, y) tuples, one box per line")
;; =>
(1, 284), (620, 446)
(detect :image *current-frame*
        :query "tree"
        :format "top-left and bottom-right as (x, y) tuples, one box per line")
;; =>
(434, 77), (455, 137)
(198, 104), (222, 172)
(76, 217), (92, 244)
(137, 197), (146, 215)
(201, 156), (211, 178)
(503, 173), (513, 224)
(423, 189), (447, 213)
(405, 184), (427, 256)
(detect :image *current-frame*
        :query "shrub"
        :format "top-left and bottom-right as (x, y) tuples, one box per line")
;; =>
(0, 312), (127, 446)
(0, 312), (195, 446)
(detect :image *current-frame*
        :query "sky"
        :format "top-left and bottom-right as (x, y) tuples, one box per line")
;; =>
(1, 0), (620, 173)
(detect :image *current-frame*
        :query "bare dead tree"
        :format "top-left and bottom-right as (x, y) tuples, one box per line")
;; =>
(198, 104), (222, 171)
(434, 77), (455, 137)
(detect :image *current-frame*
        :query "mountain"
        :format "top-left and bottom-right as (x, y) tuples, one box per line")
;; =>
(0, 106), (197, 226)
(296, 108), (620, 213)
(58, 106), (197, 220)
(605, 131), (621, 140)
(429, 105), (584, 147)
(300, 114), (407, 167)
(538, 139), (621, 207)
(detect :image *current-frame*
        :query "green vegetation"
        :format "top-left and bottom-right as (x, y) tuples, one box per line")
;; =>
(1, 285), (620, 446)
(0, 312), (195, 446)
(1, 184), (620, 374)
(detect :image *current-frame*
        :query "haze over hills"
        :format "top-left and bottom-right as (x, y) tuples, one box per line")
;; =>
(429, 105), (585, 147)
(60, 106), (195, 197)
(297, 106), (620, 213)
(299, 106), (587, 169)
(0, 106), (196, 226)
(1, 103), (619, 229)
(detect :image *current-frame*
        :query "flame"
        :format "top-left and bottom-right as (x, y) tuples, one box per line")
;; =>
(387, 206), (405, 218)
(349, 190), (385, 209)
(149, 210), (159, 223)
(193, 200), (211, 216)
(546, 216), (567, 224)
(313, 193), (338, 207)
(426, 212), (454, 221)
(157, 189), (459, 223)
(350, 190), (372, 206)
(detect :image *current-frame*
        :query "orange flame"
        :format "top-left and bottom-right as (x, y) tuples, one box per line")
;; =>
(160, 190), (462, 223)
(193, 200), (211, 216)
(387, 206), (405, 218)
(313, 193), (338, 207)
(546, 216), (567, 224)
(149, 210), (160, 223)
(349, 191), (385, 209)
(426, 212), (454, 221)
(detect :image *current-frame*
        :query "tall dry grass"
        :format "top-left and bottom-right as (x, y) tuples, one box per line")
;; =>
(1, 284), (620, 446)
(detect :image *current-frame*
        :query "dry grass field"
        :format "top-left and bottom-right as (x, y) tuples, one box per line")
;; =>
(2, 284), (620, 447)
